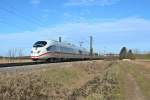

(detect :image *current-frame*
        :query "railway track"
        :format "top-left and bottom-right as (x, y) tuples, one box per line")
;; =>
(0, 60), (95, 73)
(0, 59), (97, 68)
(0, 56), (118, 68)
(0, 62), (48, 68)
(0, 59), (93, 68)
(0, 59), (89, 68)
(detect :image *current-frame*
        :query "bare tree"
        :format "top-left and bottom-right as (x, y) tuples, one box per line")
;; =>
(18, 48), (24, 57)
(133, 49), (141, 54)
(7, 48), (17, 62)
(7, 48), (25, 63)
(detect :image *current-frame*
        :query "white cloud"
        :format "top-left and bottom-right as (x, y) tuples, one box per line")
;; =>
(0, 17), (150, 55)
(65, 0), (120, 6)
(1, 17), (150, 39)
(41, 17), (150, 34)
(1, 17), (150, 40)
(30, 0), (41, 7)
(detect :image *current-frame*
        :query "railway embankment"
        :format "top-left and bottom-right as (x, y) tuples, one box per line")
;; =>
(0, 60), (149, 100)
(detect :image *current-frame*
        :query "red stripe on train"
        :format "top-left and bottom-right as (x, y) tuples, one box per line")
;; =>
(30, 52), (49, 59)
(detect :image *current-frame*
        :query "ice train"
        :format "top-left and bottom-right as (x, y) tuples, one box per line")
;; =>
(30, 40), (90, 61)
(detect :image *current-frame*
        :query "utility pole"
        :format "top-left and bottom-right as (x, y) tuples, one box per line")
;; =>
(59, 36), (62, 42)
(90, 36), (93, 56)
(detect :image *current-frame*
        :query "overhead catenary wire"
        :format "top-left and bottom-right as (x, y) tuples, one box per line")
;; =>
(0, 0), (45, 28)
(0, 7), (43, 28)
(0, 20), (31, 31)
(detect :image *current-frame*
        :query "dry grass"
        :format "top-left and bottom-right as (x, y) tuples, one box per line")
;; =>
(0, 60), (124, 100)
(0, 58), (30, 64)
(0, 71), (71, 100)
(123, 61), (150, 100)
(69, 62), (120, 100)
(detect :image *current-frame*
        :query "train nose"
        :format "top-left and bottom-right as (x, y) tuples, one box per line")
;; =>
(31, 48), (40, 56)
(30, 50), (40, 60)
(30, 56), (39, 61)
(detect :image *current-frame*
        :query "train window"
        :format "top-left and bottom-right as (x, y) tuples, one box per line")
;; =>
(73, 49), (78, 54)
(61, 47), (67, 52)
(47, 45), (60, 52)
(47, 46), (51, 51)
(47, 45), (55, 51)
(79, 50), (82, 55)
(33, 41), (47, 47)
(58, 46), (74, 53)
(69, 48), (73, 53)
(56, 46), (60, 51)
(60, 47), (64, 52)
(65, 47), (69, 52)
(66, 47), (72, 53)
(62, 47), (66, 52)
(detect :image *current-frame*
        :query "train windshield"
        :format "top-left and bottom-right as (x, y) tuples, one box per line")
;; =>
(33, 41), (47, 47)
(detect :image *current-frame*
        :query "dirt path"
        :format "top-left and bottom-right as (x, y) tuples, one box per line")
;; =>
(125, 73), (147, 100)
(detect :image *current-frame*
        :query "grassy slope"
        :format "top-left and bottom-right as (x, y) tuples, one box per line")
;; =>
(0, 61), (105, 100)
(136, 54), (150, 60)
(122, 61), (150, 100)
(0, 61), (123, 100)
(0, 67), (89, 99)
(112, 62), (126, 100)
(1, 60), (148, 100)
(42, 67), (90, 89)
(64, 61), (125, 100)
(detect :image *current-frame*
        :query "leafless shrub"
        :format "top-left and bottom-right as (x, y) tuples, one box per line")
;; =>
(6, 48), (24, 63)
(0, 61), (120, 100)
(18, 48), (24, 57)
(7, 48), (17, 62)
(69, 62), (119, 100)
(0, 72), (71, 100)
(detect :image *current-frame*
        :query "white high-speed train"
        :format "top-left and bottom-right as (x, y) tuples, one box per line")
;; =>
(30, 40), (90, 61)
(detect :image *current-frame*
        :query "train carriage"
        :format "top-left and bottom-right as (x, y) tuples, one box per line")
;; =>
(30, 40), (90, 61)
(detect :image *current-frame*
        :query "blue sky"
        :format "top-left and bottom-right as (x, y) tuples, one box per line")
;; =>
(0, 0), (150, 56)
